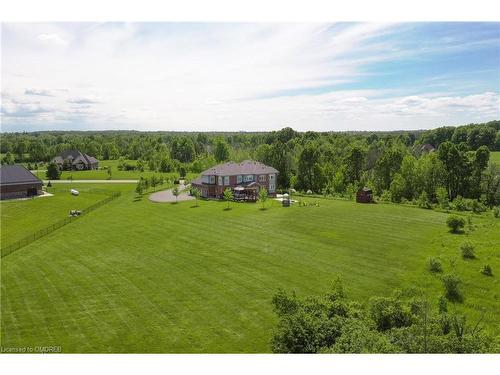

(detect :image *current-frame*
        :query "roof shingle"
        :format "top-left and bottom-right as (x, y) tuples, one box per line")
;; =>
(0, 165), (43, 186)
(200, 160), (279, 176)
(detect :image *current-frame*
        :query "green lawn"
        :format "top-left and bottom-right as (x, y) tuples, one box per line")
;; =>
(0, 188), (109, 251)
(491, 151), (500, 165)
(32, 159), (195, 181)
(1, 185), (499, 353)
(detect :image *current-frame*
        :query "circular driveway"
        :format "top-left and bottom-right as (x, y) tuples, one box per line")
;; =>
(149, 184), (195, 203)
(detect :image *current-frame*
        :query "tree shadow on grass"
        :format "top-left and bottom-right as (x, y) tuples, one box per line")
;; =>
(190, 205), (199, 208)
(223, 207), (232, 211)
(259, 207), (268, 211)
(133, 196), (143, 202)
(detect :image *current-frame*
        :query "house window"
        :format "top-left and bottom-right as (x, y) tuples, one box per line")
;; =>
(209, 175), (215, 184)
(224, 176), (229, 185)
(237, 175), (243, 184)
(218, 176), (223, 186)
(269, 183), (275, 193)
(244, 175), (254, 182)
(269, 174), (275, 182)
(258, 175), (266, 182)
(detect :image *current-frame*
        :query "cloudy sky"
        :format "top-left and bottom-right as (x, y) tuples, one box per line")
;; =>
(1, 22), (499, 132)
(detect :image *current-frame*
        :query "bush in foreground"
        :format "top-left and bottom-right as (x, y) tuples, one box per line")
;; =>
(493, 207), (499, 218)
(481, 265), (493, 277)
(460, 242), (476, 259)
(428, 257), (443, 273)
(272, 279), (490, 353)
(446, 215), (465, 233)
(442, 274), (463, 303)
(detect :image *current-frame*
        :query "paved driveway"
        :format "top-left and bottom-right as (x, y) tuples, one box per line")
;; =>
(149, 184), (194, 203)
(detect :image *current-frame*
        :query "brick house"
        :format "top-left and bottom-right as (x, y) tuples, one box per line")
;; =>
(191, 160), (279, 200)
(0, 165), (43, 200)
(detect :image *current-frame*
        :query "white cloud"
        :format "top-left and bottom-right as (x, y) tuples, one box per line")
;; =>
(25, 88), (54, 96)
(36, 33), (68, 46)
(1, 23), (498, 132)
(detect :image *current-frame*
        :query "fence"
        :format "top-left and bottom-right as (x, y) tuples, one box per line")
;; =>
(1, 191), (121, 258)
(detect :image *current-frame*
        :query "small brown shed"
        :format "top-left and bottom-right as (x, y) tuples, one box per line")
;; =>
(356, 187), (373, 203)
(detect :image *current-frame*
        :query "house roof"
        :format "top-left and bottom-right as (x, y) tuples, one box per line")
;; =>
(0, 165), (43, 186)
(53, 150), (99, 165)
(200, 160), (279, 176)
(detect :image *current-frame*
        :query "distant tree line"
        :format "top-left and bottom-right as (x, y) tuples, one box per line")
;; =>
(1, 120), (499, 207)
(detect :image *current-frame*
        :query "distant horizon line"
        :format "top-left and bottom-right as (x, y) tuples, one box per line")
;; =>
(1, 120), (498, 134)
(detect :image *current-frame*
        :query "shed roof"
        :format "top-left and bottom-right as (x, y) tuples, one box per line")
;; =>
(0, 165), (43, 186)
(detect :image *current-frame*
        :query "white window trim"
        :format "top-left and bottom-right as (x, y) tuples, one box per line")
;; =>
(237, 175), (243, 184)
(259, 175), (266, 182)
(224, 176), (230, 185)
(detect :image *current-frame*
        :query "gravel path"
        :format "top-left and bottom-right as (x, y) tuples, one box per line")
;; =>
(149, 184), (194, 203)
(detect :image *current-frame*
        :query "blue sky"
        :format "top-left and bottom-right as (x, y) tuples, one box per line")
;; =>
(1, 22), (499, 132)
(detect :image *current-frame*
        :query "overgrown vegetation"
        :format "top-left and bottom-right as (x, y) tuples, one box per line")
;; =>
(428, 257), (443, 273)
(461, 242), (476, 259)
(271, 279), (493, 353)
(447, 215), (465, 233)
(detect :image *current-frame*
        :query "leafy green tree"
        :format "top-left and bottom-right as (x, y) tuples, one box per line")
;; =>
(438, 142), (471, 199)
(259, 187), (269, 209)
(171, 136), (196, 163)
(117, 157), (127, 171)
(135, 180), (144, 195)
(172, 186), (180, 203)
(470, 146), (490, 198)
(2, 151), (15, 165)
(417, 191), (432, 209)
(272, 280), (491, 354)
(297, 141), (324, 192)
(137, 159), (145, 172)
(446, 215), (465, 233)
(107, 166), (112, 180)
(214, 138), (230, 162)
(436, 187), (449, 209)
(344, 144), (366, 185)
(460, 242), (475, 259)
(223, 188), (233, 210)
(192, 188), (201, 207)
(442, 274), (463, 303)
(374, 147), (405, 193)
(46, 162), (61, 180)
(389, 173), (405, 203)
(369, 296), (413, 331)
(481, 163), (500, 208)
(400, 154), (418, 200)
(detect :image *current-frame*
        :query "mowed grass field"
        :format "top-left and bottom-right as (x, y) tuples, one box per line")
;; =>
(491, 151), (500, 165)
(36, 160), (196, 180)
(1, 184), (499, 353)
(0, 188), (109, 251)
(32, 160), (195, 181)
